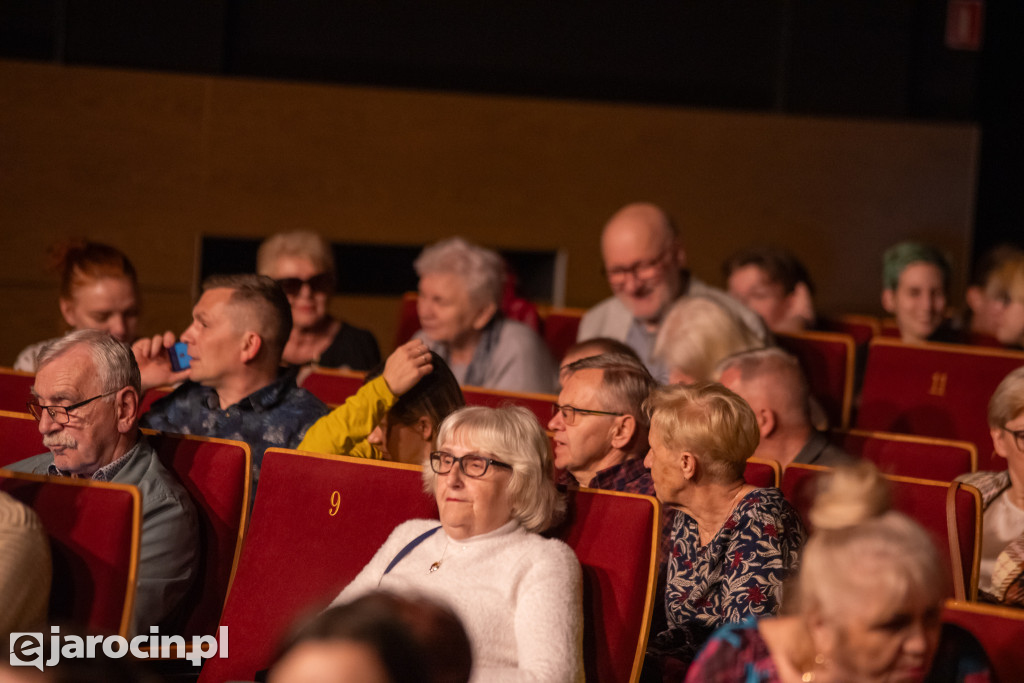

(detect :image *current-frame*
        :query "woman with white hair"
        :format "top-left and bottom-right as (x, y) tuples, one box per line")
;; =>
(414, 237), (557, 394)
(331, 405), (583, 682)
(687, 462), (992, 681)
(957, 366), (1024, 607)
(258, 231), (380, 369)
(653, 296), (764, 384)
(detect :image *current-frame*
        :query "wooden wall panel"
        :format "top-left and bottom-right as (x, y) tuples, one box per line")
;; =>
(0, 60), (977, 363)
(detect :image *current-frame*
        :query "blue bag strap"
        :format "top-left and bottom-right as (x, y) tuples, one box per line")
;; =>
(383, 526), (442, 576)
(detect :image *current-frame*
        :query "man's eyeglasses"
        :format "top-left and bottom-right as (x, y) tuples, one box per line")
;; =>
(604, 253), (670, 285)
(429, 451), (513, 478)
(1003, 426), (1024, 451)
(275, 273), (333, 297)
(27, 390), (119, 424)
(551, 404), (624, 426)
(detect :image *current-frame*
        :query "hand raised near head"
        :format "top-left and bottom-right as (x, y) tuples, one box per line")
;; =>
(382, 339), (434, 396)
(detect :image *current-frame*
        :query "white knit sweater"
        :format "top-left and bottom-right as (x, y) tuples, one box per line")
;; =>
(332, 519), (584, 683)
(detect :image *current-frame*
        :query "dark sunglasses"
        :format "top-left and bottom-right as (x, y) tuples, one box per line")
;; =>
(275, 273), (333, 296)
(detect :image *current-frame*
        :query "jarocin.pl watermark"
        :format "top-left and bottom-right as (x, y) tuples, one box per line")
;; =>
(10, 626), (229, 669)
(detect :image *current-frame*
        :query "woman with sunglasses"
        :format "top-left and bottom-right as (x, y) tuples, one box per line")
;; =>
(257, 231), (380, 370)
(957, 366), (1024, 609)
(330, 405), (583, 682)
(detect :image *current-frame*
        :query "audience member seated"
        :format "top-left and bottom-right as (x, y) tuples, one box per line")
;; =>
(270, 592), (472, 683)
(558, 337), (641, 379)
(957, 366), (1024, 607)
(991, 254), (1024, 349)
(15, 241), (140, 372)
(414, 237), (557, 394)
(257, 231), (381, 370)
(298, 339), (465, 465)
(687, 462), (993, 682)
(137, 275), (328, 488)
(5, 330), (198, 634)
(653, 296), (764, 385)
(0, 490), (51, 637)
(577, 203), (765, 382)
(331, 406), (583, 681)
(963, 244), (1024, 340)
(548, 353), (657, 493)
(881, 241), (959, 344)
(643, 382), (805, 677)
(722, 245), (816, 333)
(716, 348), (854, 468)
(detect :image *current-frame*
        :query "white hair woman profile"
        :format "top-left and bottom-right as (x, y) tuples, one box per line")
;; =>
(653, 296), (764, 385)
(687, 462), (993, 682)
(413, 237), (557, 394)
(330, 405), (583, 682)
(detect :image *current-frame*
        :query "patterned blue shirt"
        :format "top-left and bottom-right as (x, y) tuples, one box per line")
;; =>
(140, 369), (328, 487)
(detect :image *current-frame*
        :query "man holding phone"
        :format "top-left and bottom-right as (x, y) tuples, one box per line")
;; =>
(134, 274), (328, 489)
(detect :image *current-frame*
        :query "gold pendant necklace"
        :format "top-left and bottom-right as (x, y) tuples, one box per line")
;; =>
(429, 540), (449, 573)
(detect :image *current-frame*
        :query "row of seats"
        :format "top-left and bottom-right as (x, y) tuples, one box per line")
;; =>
(1, 419), (1020, 682)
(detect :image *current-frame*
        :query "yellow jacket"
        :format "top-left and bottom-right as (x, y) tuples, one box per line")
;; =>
(297, 376), (396, 459)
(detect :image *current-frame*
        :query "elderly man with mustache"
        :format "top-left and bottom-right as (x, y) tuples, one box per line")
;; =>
(5, 329), (199, 635)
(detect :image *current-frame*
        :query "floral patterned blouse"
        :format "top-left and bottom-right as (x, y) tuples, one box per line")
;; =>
(647, 487), (806, 669)
(686, 617), (993, 683)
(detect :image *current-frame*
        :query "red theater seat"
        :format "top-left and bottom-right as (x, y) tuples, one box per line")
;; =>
(856, 339), (1024, 471)
(393, 291), (422, 348)
(197, 450), (438, 683)
(548, 488), (660, 683)
(462, 386), (557, 427)
(781, 464), (981, 600)
(139, 385), (173, 416)
(0, 469), (140, 637)
(818, 314), (880, 347)
(300, 367), (367, 405)
(144, 431), (251, 640)
(539, 306), (585, 362)
(744, 457), (781, 488)
(775, 330), (855, 429)
(833, 428), (977, 481)
(0, 410), (41, 467)
(0, 366), (35, 413)
(941, 599), (1024, 682)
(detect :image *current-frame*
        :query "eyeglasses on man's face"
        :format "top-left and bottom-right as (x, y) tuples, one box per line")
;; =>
(27, 389), (119, 425)
(604, 252), (671, 285)
(275, 273), (333, 297)
(551, 403), (624, 426)
(429, 451), (513, 478)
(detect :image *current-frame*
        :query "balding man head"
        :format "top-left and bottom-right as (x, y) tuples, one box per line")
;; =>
(600, 203), (687, 330)
(716, 348), (813, 466)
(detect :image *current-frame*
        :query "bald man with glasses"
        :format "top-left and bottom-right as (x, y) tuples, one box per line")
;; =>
(577, 203), (765, 382)
(6, 329), (198, 635)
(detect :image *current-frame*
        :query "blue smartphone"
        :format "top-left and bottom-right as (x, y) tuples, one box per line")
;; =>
(168, 341), (191, 372)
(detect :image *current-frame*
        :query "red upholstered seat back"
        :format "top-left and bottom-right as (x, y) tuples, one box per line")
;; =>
(540, 307), (585, 362)
(0, 367), (35, 413)
(941, 599), (1024, 682)
(775, 330), (855, 429)
(834, 429), (977, 481)
(139, 386), (173, 416)
(197, 449), (438, 683)
(857, 339), (1024, 471)
(744, 457), (781, 488)
(394, 291), (422, 348)
(461, 386), (557, 427)
(781, 464), (981, 600)
(0, 410), (42, 467)
(144, 431), (250, 639)
(300, 368), (367, 405)
(818, 314), (880, 347)
(547, 488), (659, 683)
(0, 470), (140, 637)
